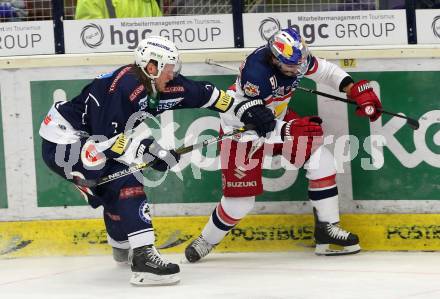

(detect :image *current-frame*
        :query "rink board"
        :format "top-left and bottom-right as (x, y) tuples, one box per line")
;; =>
(1, 214), (440, 258)
(0, 50), (439, 222)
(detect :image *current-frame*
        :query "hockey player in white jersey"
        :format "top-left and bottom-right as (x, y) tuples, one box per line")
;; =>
(185, 27), (382, 261)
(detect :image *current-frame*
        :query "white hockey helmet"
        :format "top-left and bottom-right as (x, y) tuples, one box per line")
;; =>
(134, 36), (181, 79)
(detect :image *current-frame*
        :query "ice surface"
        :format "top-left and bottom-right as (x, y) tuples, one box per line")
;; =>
(1, 251), (440, 299)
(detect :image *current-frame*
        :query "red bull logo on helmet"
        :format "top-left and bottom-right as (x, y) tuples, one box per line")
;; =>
(273, 40), (293, 58)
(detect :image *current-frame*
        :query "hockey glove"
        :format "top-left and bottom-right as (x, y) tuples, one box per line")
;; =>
(280, 116), (324, 164)
(136, 138), (180, 172)
(349, 80), (382, 122)
(235, 99), (276, 137)
(281, 116), (323, 141)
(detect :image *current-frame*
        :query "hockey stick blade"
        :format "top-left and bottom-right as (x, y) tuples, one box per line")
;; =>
(72, 124), (254, 188)
(296, 86), (419, 130)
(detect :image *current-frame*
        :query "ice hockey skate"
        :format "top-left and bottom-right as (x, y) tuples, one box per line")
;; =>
(112, 247), (129, 264)
(129, 245), (180, 286)
(313, 208), (361, 256)
(185, 235), (215, 263)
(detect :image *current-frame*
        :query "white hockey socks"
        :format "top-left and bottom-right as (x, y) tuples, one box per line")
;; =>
(202, 196), (255, 245)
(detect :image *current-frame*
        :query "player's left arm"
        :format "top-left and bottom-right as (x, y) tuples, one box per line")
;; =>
(305, 56), (382, 122)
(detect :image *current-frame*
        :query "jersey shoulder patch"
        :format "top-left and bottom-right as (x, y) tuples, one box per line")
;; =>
(243, 81), (260, 97)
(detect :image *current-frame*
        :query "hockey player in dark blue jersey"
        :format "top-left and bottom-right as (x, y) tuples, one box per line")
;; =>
(185, 28), (383, 262)
(39, 36), (273, 286)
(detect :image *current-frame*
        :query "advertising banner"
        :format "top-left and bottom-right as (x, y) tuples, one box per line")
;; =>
(243, 10), (407, 47)
(348, 72), (440, 201)
(0, 92), (6, 208)
(63, 14), (234, 53)
(0, 21), (55, 56)
(416, 9), (440, 44)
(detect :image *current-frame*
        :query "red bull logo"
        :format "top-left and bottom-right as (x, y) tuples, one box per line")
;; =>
(243, 81), (260, 97)
(43, 114), (52, 125)
(274, 40), (293, 58)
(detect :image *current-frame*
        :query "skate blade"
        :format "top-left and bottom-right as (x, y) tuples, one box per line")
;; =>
(180, 257), (194, 264)
(315, 244), (361, 256)
(130, 272), (180, 286)
(115, 260), (129, 267)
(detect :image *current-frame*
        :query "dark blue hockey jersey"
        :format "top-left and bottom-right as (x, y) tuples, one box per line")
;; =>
(220, 45), (351, 136)
(54, 65), (231, 139)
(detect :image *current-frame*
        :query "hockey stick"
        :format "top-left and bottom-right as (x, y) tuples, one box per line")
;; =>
(205, 59), (420, 130)
(295, 86), (420, 130)
(205, 58), (238, 72)
(72, 124), (254, 188)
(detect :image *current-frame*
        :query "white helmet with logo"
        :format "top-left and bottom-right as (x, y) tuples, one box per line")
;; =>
(134, 36), (181, 79)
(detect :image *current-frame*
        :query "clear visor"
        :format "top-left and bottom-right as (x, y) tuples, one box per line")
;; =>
(171, 59), (182, 78)
(279, 63), (301, 75)
(277, 56), (308, 77)
(160, 60), (182, 79)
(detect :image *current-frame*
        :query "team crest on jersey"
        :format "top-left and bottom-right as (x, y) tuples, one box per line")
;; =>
(243, 81), (260, 97)
(138, 95), (148, 110)
(139, 200), (152, 224)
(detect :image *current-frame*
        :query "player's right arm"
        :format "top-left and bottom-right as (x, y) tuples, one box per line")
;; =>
(225, 57), (276, 137)
(305, 56), (382, 121)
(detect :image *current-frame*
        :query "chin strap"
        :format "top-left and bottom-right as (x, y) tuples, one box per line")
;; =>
(150, 78), (158, 98)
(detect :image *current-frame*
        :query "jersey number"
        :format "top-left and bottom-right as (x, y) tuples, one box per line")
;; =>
(269, 76), (277, 89)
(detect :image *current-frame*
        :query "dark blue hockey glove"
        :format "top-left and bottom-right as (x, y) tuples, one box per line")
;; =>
(235, 99), (276, 137)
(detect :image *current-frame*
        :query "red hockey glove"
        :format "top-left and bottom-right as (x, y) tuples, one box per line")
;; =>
(349, 80), (382, 122)
(281, 116), (323, 141)
(281, 116), (324, 165)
